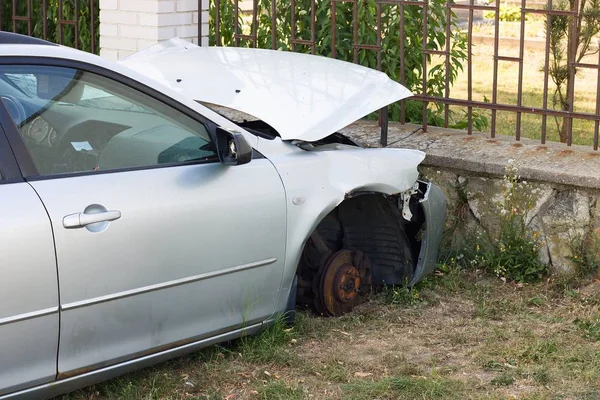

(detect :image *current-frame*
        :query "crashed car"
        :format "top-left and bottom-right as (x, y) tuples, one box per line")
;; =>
(0, 32), (445, 399)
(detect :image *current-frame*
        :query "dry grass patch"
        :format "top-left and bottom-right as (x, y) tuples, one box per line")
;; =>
(434, 42), (599, 146)
(58, 270), (600, 400)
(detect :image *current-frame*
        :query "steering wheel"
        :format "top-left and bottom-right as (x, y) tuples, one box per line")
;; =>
(1, 95), (27, 126)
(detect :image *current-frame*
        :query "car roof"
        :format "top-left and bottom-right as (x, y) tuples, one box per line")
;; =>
(0, 33), (143, 84)
(0, 33), (102, 66)
(0, 31), (57, 46)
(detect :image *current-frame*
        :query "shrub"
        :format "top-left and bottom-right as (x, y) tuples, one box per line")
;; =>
(485, 161), (548, 283)
(1, 1), (99, 54)
(484, 6), (528, 22)
(568, 231), (600, 279)
(440, 162), (549, 283)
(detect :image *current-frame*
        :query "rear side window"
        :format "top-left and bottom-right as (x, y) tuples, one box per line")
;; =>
(0, 65), (218, 177)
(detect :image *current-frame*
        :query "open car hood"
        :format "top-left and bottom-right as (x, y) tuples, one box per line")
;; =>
(119, 38), (412, 142)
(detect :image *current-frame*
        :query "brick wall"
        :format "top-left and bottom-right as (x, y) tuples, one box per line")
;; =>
(99, 0), (209, 61)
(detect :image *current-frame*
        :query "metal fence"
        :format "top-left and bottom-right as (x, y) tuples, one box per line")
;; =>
(208, 0), (600, 149)
(0, 0), (99, 54)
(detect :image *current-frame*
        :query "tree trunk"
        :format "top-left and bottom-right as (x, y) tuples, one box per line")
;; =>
(559, 115), (569, 143)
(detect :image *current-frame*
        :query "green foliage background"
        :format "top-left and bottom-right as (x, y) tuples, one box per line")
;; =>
(209, 0), (469, 125)
(1, 0), (99, 54)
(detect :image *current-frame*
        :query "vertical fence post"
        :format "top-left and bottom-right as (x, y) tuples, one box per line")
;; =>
(566, 0), (579, 146)
(198, 0), (209, 46)
(421, 0), (429, 133)
(380, 106), (388, 147)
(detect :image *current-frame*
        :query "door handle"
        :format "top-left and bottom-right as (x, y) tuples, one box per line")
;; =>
(63, 210), (121, 229)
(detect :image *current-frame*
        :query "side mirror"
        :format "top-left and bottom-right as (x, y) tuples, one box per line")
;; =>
(215, 126), (253, 166)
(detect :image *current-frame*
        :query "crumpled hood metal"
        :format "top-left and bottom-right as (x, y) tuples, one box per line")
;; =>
(119, 38), (413, 142)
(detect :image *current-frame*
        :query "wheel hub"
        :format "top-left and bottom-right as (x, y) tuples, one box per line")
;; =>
(314, 249), (371, 316)
(334, 264), (360, 303)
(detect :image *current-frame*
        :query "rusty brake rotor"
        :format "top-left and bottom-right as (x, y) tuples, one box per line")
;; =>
(313, 249), (372, 317)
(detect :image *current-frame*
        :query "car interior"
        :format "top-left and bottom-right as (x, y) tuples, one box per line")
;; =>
(0, 67), (218, 176)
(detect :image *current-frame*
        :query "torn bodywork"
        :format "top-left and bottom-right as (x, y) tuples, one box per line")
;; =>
(120, 38), (447, 318)
(296, 181), (446, 316)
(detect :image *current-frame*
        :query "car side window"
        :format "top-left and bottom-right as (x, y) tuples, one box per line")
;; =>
(0, 65), (218, 176)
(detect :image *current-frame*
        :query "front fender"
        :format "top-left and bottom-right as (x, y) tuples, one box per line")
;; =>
(261, 144), (434, 312)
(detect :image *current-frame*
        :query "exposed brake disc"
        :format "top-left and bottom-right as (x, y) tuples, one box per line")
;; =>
(313, 249), (372, 317)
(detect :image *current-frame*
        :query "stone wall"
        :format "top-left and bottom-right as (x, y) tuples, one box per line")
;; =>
(341, 121), (600, 274)
(417, 166), (599, 272)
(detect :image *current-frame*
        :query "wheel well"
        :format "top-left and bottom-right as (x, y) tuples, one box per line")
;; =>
(296, 192), (424, 313)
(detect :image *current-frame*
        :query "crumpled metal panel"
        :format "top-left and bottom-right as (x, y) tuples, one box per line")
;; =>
(409, 183), (448, 286)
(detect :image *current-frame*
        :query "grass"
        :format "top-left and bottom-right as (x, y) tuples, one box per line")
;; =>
(56, 268), (600, 400)
(472, 19), (547, 39)
(435, 41), (600, 147)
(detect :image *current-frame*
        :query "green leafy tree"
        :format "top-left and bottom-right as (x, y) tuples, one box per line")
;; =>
(210, 0), (470, 126)
(547, 0), (600, 142)
(1, 0), (99, 54)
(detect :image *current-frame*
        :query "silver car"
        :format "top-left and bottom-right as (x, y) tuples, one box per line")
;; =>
(0, 33), (446, 399)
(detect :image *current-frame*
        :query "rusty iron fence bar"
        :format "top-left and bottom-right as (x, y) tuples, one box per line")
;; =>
(515, 0), (525, 141)
(541, 0), (553, 145)
(209, 0), (600, 150)
(596, 49), (600, 149)
(444, 0), (450, 127)
(491, 0), (500, 137)
(466, 0), (473, 135)
(422, 0), (429, 133)
(523, 7), (573, 15)
(1, 0), (98, 53)
(11, 0), (31, 35)
(398, 0), (405, 124)
(567, 0), (580, 147)
(411, 95), (600, 121)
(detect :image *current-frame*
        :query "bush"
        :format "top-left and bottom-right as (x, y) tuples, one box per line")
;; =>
(210, 0), (476, 128)
(483, 6), (528, 22)
(487, 161), (548, 283)
(568, 231), (600, 279)
(440, 162), (549, 284)
(1, 0), (99, 54)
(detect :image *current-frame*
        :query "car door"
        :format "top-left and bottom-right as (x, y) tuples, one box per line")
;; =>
(0, 107), (59, 395)
(0, 62), (287, 377)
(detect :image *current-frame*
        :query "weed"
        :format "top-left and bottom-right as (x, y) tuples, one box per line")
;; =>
(482, 360), (505, 372)
(475, 297), (521, 320)
(380, 281), (423, 306)
(257, 381), (307, 400)
(532, 367), (552, 385)
(319, 359), (350, 383)
(521, 340), (558, 363)
(428, 265), (467, 293)
(342, 375), (465, 400)
(238, 316), (297, 365)
(485, 162), (548, 283)
(574, 318), (600, 341)
(491, 371), (516, 386)
(448, 333), (468, 345)
(442, 162), (549, 283)
(443, 177), (471, 237)
(526, 295), (547, 307)
(569, 231), (600, 279)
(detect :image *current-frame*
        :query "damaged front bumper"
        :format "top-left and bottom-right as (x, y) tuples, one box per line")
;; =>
(406, 181), (447, 286)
